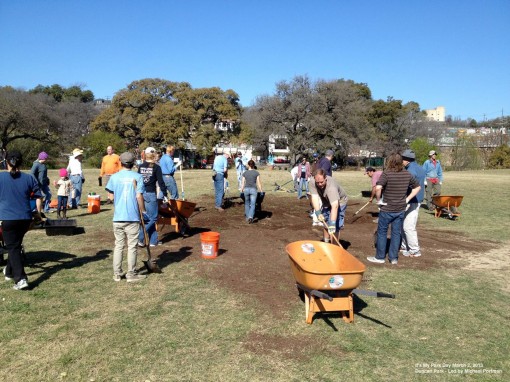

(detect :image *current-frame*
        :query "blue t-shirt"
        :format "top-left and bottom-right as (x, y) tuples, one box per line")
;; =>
(406, 161), (426, 203)
(105, 169), (145, 222)
(0, 171), (42, 220)
(213, 155), (228, 173)
(159, 153), (176, 175)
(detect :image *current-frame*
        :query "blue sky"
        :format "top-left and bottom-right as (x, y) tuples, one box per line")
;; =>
(1, 0), (509, 121)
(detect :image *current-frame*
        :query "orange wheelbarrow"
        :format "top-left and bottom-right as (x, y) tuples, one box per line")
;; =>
(286, 241), (394, 324)
(432, 195), (463, 220)
(157, 199), (196, 235)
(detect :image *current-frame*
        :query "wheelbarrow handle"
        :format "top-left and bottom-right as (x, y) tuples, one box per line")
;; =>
(296, 283), (334, 301)
(353, 289), (395, 298)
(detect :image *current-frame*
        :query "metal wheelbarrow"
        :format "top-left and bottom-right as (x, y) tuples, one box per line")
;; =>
(286, 240), (394, 324)
(158, 199), (196, 235)
(432, 195), (463, 220)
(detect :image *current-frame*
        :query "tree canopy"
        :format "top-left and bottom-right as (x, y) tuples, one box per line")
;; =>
(90, 78), (243, 154)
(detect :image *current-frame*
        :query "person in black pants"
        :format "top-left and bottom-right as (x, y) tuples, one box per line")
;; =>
(0, 150), (42, 290)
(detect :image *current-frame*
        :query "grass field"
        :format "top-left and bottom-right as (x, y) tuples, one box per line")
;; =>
(0, 168), (508, 381)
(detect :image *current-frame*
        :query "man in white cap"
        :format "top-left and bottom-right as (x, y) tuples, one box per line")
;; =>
(422, 150), (443, 210)
(67, 148), (85, 209)
(401, 149), (426, 257)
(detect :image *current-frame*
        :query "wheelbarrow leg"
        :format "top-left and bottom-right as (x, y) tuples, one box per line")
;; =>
(304, 293), (314, 324)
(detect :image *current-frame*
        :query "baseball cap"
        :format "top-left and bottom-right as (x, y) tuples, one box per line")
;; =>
(365, 166), (376, 174)
(325, 149), (334, 157)
(402, 149), (416, 160)
(145, 147), (156, 154)
(428, 150), (437, 156)
(120, 152), (135, 164)
(38, 151), (49, 160)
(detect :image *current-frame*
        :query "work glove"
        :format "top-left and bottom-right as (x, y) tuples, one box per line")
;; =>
(327, 221), (336, 234)
(314, 210), (325, 222)
(406, 203), (411, 212)
(424, 179), (428, 186)
(439, 181), (443, 185)
(376, 200), (387, 206)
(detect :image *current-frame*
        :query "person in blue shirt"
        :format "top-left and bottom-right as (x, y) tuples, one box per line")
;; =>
(401, 149), (426, 258)
(422, 150), (444, 210)
(30, 151), (52, 213)
(234, 152), (247, 191)
(105, 152), (147, 283)
(159, 145), (180, 199)
(0, 150), (42, 290)
(212, 153), (229, 211)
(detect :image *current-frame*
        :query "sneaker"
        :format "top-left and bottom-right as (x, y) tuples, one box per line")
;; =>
(320, 238), (330, 243)
(149, 241), (162, 247)
(137, 242), (145, 247)
(366, 256), (385, 264)
(113, 274), (123, 282)
(126, 273), (147, 283)
(410, 251), (422, 257)
(401, 250), (411, 257)
(248, 218), (253, 224)
(3, 267), (12, 281)
(390, 259), (398, 265)
(13, 279), (29, 290)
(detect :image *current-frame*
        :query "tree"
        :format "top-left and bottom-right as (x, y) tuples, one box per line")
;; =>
(91, 78), (243, 153)
(409, 137), (436, 165)
(487, 144), (510, 169)
(450, 136), (482, 170)
(80, 130), (127, 168)
(30, 84), (94, 103)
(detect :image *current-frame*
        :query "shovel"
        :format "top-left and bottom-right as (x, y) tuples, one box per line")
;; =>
(320, 220), (344, 248)
(353, 201), (371, 216)
(133, 180), (162, 273)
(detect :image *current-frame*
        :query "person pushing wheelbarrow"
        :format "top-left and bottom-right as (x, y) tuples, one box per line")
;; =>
(309, 168), (348, 245)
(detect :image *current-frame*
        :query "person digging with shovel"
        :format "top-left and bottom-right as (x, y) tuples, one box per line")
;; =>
(309, 168), (348, 245)
(105, 152), (147, 283)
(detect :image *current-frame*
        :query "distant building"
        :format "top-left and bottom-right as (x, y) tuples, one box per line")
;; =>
(93, 98), (111, 110)
(425, 106), (446, 122)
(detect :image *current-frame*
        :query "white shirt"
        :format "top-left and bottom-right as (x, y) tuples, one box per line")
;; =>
(67, 156), (83, 176)
(290, 166), (298, 180)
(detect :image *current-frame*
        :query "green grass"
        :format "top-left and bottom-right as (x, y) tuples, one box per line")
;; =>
(0, 167), (508, 381)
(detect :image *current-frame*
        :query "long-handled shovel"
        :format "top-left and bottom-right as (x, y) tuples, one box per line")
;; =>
(320, 220), (343, 248)
(179, 162), (185, 201)
(133, 180), (162, 273)
(353, 201), (371, 216)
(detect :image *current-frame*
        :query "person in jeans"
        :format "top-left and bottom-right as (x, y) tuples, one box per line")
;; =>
(235, 151), (247, 191)
(212, 153), (229, 211)
(297, 156), (311, 200)
(30, 151), (52, 213)
(0, 150), (42, 290)
(309, 168), (348, 244)
(159, 145), (180, 199)
(66, 148), (85, 208)
(367, 153), (421, 265)
(106, 152), (147, 282)
(401, 149), (426, 258)
(422, 150), (443, 210)
(137, 147), (168, 247)
(241, 160), (263, 224)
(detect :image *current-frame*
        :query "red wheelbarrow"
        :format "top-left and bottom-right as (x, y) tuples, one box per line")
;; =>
(432, 195), (463, 220)
(286, 241), (394, 324)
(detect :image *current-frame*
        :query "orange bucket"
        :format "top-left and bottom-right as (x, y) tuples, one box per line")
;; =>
(87, 195), (101, 214)
(200, 231), (220, 259)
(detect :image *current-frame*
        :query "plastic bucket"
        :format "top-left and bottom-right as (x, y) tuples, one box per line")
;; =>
(200, 231), (220, 259)
(87, 195), (101, 214)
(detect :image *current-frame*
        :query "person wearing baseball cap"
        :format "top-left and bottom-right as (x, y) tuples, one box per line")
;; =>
(422, 149), (443, 210)
(30, 151), (53, 213)
(401, 149), (426, 258)
(105, 152), (147, 283)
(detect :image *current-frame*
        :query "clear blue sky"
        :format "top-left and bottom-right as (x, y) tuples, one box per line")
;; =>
(1, 0), (509, 122)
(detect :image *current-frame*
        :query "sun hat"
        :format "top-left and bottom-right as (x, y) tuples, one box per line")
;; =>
(72, 148), (84, 158)
(402, 149), (416, 160)
(59, 168), (68, 177)
(120, 152), (135, 165)
(38, 151), (49, 160)
(145, 147), (156, 154)
(428, 150), (436, 156)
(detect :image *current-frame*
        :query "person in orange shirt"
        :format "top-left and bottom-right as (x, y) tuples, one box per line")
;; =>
(100, 146), (121, 202)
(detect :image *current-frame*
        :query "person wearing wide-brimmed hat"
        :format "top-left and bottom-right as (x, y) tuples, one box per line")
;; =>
(30, 151), (53, 213)
(66, 148), (85, 209)
(0, 150), (42, 290)
(422, 150), (443, 210)
(401, 149), (426, 258)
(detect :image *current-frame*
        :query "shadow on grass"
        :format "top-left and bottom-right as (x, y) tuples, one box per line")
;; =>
(25, 249), (110, 289)
(157, 246), (194, 269)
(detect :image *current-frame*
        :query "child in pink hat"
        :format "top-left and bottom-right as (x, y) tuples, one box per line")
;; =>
(53, 168), (72, 219)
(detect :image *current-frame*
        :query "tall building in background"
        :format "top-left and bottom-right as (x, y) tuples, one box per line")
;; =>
(425, 106), (446, 122)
